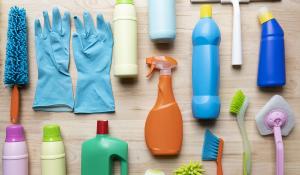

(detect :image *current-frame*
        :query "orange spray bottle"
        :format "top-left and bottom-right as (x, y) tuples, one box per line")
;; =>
(145, 56), (183, 156)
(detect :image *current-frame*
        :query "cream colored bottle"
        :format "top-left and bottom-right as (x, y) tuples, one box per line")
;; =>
(41, 125), (66, 175)
(113, 0), (138, 78)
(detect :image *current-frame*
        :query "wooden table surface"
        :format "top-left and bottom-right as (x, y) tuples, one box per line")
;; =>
(0, 0), (299, 174)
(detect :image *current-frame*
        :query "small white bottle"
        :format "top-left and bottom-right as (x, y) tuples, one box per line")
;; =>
(41, 124), (66, 175)
(113, 0), (138, 78)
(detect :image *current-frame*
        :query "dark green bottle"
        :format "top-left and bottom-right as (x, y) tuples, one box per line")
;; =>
(81, 121), (128, 175)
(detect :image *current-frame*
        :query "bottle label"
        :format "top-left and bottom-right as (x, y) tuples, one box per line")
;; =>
(41, 153), (65, 160)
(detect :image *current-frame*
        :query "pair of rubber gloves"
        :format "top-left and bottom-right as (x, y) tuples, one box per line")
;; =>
(33, 8), (115, 113)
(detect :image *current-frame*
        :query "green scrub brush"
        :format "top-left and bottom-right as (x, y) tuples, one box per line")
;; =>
(230, 90), (251, 175)
(174, 161), (205, 175)
(4, 6), (28, 124)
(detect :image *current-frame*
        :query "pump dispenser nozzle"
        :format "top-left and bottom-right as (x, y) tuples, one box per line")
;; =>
(146, 56), (177, 78)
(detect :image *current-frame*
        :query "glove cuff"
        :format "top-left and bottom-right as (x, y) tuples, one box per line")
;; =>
(74, 73), (115, 114)
(33, 75), (74, 112)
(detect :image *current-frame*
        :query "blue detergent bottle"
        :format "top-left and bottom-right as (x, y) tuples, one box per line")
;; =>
(192, 5), (221, 120)
(257, 7), (285, 87)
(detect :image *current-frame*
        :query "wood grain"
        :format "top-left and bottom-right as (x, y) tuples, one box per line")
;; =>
(0, 0), (300, 174)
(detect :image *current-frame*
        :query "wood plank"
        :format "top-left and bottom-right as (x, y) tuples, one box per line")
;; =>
(0, 0), (299, 174)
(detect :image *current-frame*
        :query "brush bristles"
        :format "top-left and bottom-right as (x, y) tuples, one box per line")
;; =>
(202, 129), (221, 161)
(4, 6), (28, 87)
(230, 90), (246, 115)
(174, 161), (205, 175)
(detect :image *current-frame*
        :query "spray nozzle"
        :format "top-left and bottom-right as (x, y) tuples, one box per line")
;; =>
(146, 56), (177, 78)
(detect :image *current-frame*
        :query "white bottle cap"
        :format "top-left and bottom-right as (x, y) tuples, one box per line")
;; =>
(145, 169), (165, 175)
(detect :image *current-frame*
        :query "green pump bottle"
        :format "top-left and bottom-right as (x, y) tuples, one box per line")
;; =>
(81, 120), (128, 175)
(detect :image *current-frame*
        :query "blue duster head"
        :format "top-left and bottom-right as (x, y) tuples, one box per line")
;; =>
(4, 6), (28, 87)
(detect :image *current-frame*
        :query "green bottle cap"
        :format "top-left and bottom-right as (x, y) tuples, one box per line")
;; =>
(43, 124), (62, 142)
(116, 0), (133, 4)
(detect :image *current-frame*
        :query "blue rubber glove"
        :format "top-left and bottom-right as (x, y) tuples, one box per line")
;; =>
(72, 12), (115, 113)
(33, 8), (74, 112)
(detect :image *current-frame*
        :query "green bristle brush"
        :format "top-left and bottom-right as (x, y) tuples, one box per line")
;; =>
(4, 6), (28, 124)
(174, 161), (205, 175)
(230, 90), (251, 175)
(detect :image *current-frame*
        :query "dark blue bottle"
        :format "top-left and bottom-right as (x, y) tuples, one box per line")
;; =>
(257, 8), (285, 87)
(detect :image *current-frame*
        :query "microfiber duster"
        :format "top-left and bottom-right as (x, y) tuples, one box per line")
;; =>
(4, 6), (28, 124)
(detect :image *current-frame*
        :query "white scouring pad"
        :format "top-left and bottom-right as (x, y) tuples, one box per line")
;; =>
(256, 95), (295, 136)
(145, 169), (165, 175)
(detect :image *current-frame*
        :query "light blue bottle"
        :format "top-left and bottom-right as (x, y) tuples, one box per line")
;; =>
(148, 0), (176, 43)
(192, 5), (221, 120)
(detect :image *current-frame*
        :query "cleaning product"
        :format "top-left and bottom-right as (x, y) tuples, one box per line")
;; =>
(145, 169), (165, 175)
(192, 5), (221, 119)
(3, 125), (28, 175)
(256, 95), (295, 175)
(202, 129), (224, 175)
(113, 0), (138, 78)
(190, 0), (279, 66)
(41, 124), (66, 175)
(145, 56), (183, 156)
(73, 12), (115, 113)
(257, 7), (285, 87)
(33, 8), (74, 112)
(4, 7), (28, 123)
(230, 90), (251, 175)
(82, 120), (128, 175)
(148, 0), (176, 43)
(191, 0), (242, 66)
(174, 161), (205, 175)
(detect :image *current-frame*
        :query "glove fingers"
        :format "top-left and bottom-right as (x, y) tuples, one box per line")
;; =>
(72, 34), (84, 51)
(43, 11), (51, 35)
(104, 22), (113, 40)
(34, 19), (42, 37)
(72, 34), (85, 67)
(97, 14), (113, 40)
(50, 33), (70, 75)
(52, 7), (62, 33)
(83, 11), (96, 36)
(96, 14), (105, 31)
(62, 12), (71, 35)
(74, 16), (85, 35)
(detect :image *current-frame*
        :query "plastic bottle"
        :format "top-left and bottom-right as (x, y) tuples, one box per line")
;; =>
(41, 124), (66, 175)
(113, 0), (138, 78)
(148, 0), (176, 43)
(257, 7), (285, 87)
(192, 5), (221, 120)
(145, 56), (183, 156)
(3, 125), (28, 175)
(81, 120), (128, 175)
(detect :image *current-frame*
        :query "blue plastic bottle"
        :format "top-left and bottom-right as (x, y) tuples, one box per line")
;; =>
(257, 7), (285, 87)
(148, 0), (176, 43)
(192, 5), (221, 119)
